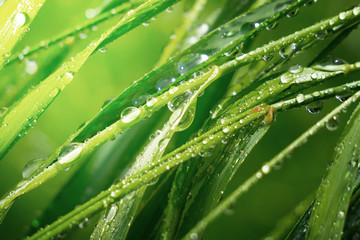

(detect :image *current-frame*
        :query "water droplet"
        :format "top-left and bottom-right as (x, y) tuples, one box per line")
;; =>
(169, 86), (179, 94)
(58, 143), (84, 164)
(337, 211), (345, 218)
(190, 233), (198, 240)
(306, 100), (323, 114)
(105, 205), (118, 222)
(326, 115), (339, 131)
(156, 78), (175, 91)
(121, 107), (141, 123)
(289, 64), (303, 74)
(142, 22), (149, 26)
(266, 22), (278, 31)
(178, 53), (209, 75)
(101, 97), (114, 109)
(22, 158), (45, 179)
(62, 72), (74, 84)
(339, 12), (346, 20)
(304, 0), (317, 7)
(261, 164), (270, 174)
(280, 72), (293, 83)
(146, 97), (158, 107)
(296, 94), (305, 103)
(79, 33), (87, 39)
(336, 92), (352, 102)
(353, 7), (360, 16)
(166, 7), (173, 13)
(177, 103), (196, 131)
(199, 145), (215, 157)
(167, 90), (192, 111)
(287, 8), (299, 18)
(85, 9), (98, 19)
(315, 30), (328, 40)
(25, 60), (38, 75)
(14, 12), (28, 27)
(98, 47), (107, 53)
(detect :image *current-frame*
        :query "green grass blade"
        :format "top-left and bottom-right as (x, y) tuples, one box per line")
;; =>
(181, 90), (360, 240)
(305, 105), (360, 239)
(0, 0), (46, 69)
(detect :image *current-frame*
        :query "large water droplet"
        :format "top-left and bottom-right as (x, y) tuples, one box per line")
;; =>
(85, 9), (98, 19)
(296, 94), (305, 103)
(156, 78), (175, 91)
(14, 12), (28, 27)
(176, 103), (196, 131)
(306, 100), (323, 114)
(167, 90), (192, 112)
(105, 205), (118, 222)
(25, 60), (38, 75)
(58, 143), (84, 164)
(326, 115), (339, 131)
(121, 107), (141, 123)
(287, 8), (299, 18)
(178, 53), (209, 75)
(22, 158), (45, 179)
(289, 64), (303, 74)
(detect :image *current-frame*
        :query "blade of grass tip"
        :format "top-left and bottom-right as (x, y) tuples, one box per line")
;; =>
(0, 0), (182, 161)
(90, 65), (220, 240)
(0, 0), (46, 70)
(305, 106), (360, 239)
(181, 90), (360, 240)
(27, 81), (360, 240)
(25, 113), (163, 236)
(4, 0), (143, 67)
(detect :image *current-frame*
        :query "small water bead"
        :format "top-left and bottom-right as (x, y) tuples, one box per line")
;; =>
(22, 158), (46, 179)
(312, 58), (347, 72)
(304, 0), (317, 7)
(261, 164), (270, 174)
(336, 93), (352, 102)
(98, 48), (107, 53)
(132, 94), (148, 106)
(85, 9), (98, 19)
(79, 33), (87, 39)
(121, 107), (141, 123)
(339, 12), (346, 20)
(25, 60), (38, 75)
(142, 22), (150, 26)
(105, 205), (118, 222)
(289, 64), (303, 74)
(287, 8), (299, 18)
(280, 72), (293, 83)
(101, 97), (114, 109)
(166, 6), (173, 13)
(197, 23), (209, 36)
(14, 12), (28, 27)
(326, 115), (340, 131)
(266, 22), (278, 31)
(178, 53), (209, 75)
(262, 54), (272, 61)
(296, 94), (305, 103)
(169, 86), (179, 94)
(306, 100), (323, 114)
(167, 90), (192, 111)
(354, 7), (360, 16)
(190, 233), (198, 240)
(337, 211), (345, 218)
(146, 97), (158, 107)
(156, 78), (175, 91)
(58, 143), (84, 164)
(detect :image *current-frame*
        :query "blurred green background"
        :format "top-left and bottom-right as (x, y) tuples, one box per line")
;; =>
(0, 0), (359, 239)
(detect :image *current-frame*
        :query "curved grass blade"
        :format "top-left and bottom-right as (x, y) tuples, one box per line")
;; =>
(0, 0), (46, 69)
(181, 90), (360, 240)
(3, 3), (360, 227)
(305, 106), (360, 240)
(0, 0), (182, 161)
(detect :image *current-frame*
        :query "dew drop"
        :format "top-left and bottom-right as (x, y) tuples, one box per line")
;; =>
(177, 104), (196, 131)
(98, 47), (107, 53)
(190, 233), (198, 240)
(142, 22), (149, 26)
(266, 22), (278, 31)
(336, 93), (351, 102)
(289, 64), (303, 74)
(280, 72), (293, 83)
(177, 53), (209, 75)
(287, 8), (299, 18)
(166, 7), (173, 13)
(337, 211), (345, 218)
(58, 143), (84, 164)
(85, 9), (98, 19)
(101, 97), (114, 109)
(296, 94), (305, 103)
(25, 60), (38, 75)
(79, 33), (88, 39)
(14, 12), (28, 27)
(306, 100), (323, 114)
(22, 158), (45, 179)
(167, 90), (192, 111)
(169, 86), (179, 94)
(326, 115), (339, 131)
(353, 7), (360, 16)
(304, 0), (317, 7)
(339, 12), (346, 20)
(105, 205), (118, 222)
(146, 97), (158, 107)
(156, 78), (175, 91)
(261, 164), (270, 174)
(121, 107), (141, 123)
